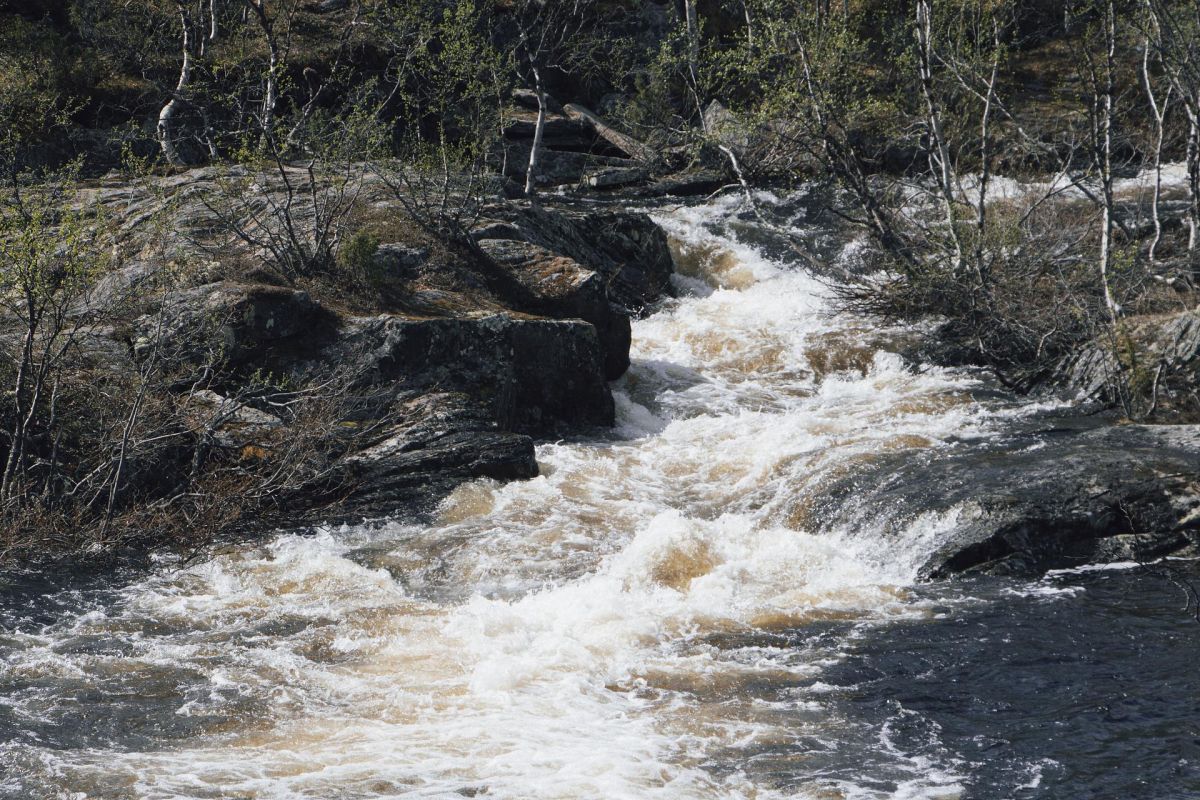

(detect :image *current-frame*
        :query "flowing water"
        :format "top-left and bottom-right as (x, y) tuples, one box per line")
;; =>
(1, 193), (1198, 799)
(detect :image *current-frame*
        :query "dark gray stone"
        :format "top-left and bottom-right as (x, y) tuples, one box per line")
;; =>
(817, 423), (1200, 578)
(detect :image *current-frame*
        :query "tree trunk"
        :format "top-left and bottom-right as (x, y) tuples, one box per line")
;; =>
(524, 67), (547, 197)
(1097, 0), (1121, 324)
(915, 0), (964, 276)
(1187, 106), (1200, 255)
(158, 0), (195, 167)
(245, 0), (279, 136)
(1142, 38), (1170, 265)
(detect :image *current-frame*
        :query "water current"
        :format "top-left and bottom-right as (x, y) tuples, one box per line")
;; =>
(1, 192), (1197, 799)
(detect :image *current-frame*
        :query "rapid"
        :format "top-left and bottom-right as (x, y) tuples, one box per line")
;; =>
(2, 192), (1198, 800)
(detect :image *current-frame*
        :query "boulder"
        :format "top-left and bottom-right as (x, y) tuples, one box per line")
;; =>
(136, 282), (336, 369)
(476, 238), (631, 379)
(1057, 307), (1200, 421)
(503, 108), (588, 145)
(512, 88), (564, 114)
(338, 392), (537, 516)
(475, 203), (675, 315)
(584, 166), (647, 190)
(328, 312), (615, 433)
(502, 143), (638, 187)
(817, 423), (1200, 578)
(180, 390), (283, 450)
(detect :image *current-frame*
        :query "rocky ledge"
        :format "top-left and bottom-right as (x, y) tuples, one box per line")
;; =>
(816, 420), (1200, 578)
(109, 173), (675, 522)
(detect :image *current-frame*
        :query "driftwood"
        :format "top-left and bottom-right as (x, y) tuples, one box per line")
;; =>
(563, 103), (659, 164)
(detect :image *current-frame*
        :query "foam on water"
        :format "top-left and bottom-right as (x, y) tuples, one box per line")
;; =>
(2, 192), (1059, 799)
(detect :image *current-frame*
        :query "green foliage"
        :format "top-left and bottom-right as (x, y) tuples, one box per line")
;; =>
(336, 229), (381, 281)
(0, 19), (88, 172)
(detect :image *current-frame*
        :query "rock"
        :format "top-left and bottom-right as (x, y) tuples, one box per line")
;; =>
(138, 282), (336, 369)
(476, 238), (631, 379)
(181, 390), (283, 450)
(81, 168), (677, 530)
(512, 88), (564, 114)
(641, 171), (727, 197)
(503, 109), (593, 148)
(371, 243), (430, 278)
(1057, 308), (1200, 421)
(503, 143), (638, 187)
(703, 100), (751, 152)
(818, 423), (1200, 578)
(328, 312), (615, 433)
(583, 166), (647, 189)
(337, 392), (537, 516)
(562, 103), (659, 163)
(476, 203), (675, 315)
(87, 261), (160, 311)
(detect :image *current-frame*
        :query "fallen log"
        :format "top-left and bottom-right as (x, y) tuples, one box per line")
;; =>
(563, 103), (659, 164)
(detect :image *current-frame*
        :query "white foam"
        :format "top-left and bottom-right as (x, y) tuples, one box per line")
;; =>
(2, 191), (1064, 799)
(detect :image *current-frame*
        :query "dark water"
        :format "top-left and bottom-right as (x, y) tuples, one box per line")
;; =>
(729, 564), (1200, 800)
(3, 559), (1197, 799)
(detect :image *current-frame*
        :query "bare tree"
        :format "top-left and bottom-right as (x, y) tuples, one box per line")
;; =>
(507, 0), (596, 197)
(159, 0), (199, 166)
(1077, 0), (1124, 325)
(1144, 0), (1200, 261)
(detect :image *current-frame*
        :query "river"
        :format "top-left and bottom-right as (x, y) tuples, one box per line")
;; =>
(2, 192), (1198, 799)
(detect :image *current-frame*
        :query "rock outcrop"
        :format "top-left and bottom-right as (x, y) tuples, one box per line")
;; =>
(818, 422), (1200, 577)
(118, 172), (678, 519)
(1058, 308), (1200, 421)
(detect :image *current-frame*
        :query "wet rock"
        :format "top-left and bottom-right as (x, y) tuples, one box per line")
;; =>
(338, 393), (537, 517)
(824, 423), (1200, 577)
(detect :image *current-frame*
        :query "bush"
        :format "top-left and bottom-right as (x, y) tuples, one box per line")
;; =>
(336, 229), (381, 281)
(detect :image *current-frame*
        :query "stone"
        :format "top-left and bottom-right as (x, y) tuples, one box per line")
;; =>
(328, 313), (616, 433)
(583, 166), (647, 189)
(814, 422), (1200, 577)
(1057, 307), (1200, 421)
(476, 237), (631, 379)
(137, 282), (336, 369)
(337, 392), (537, 517)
